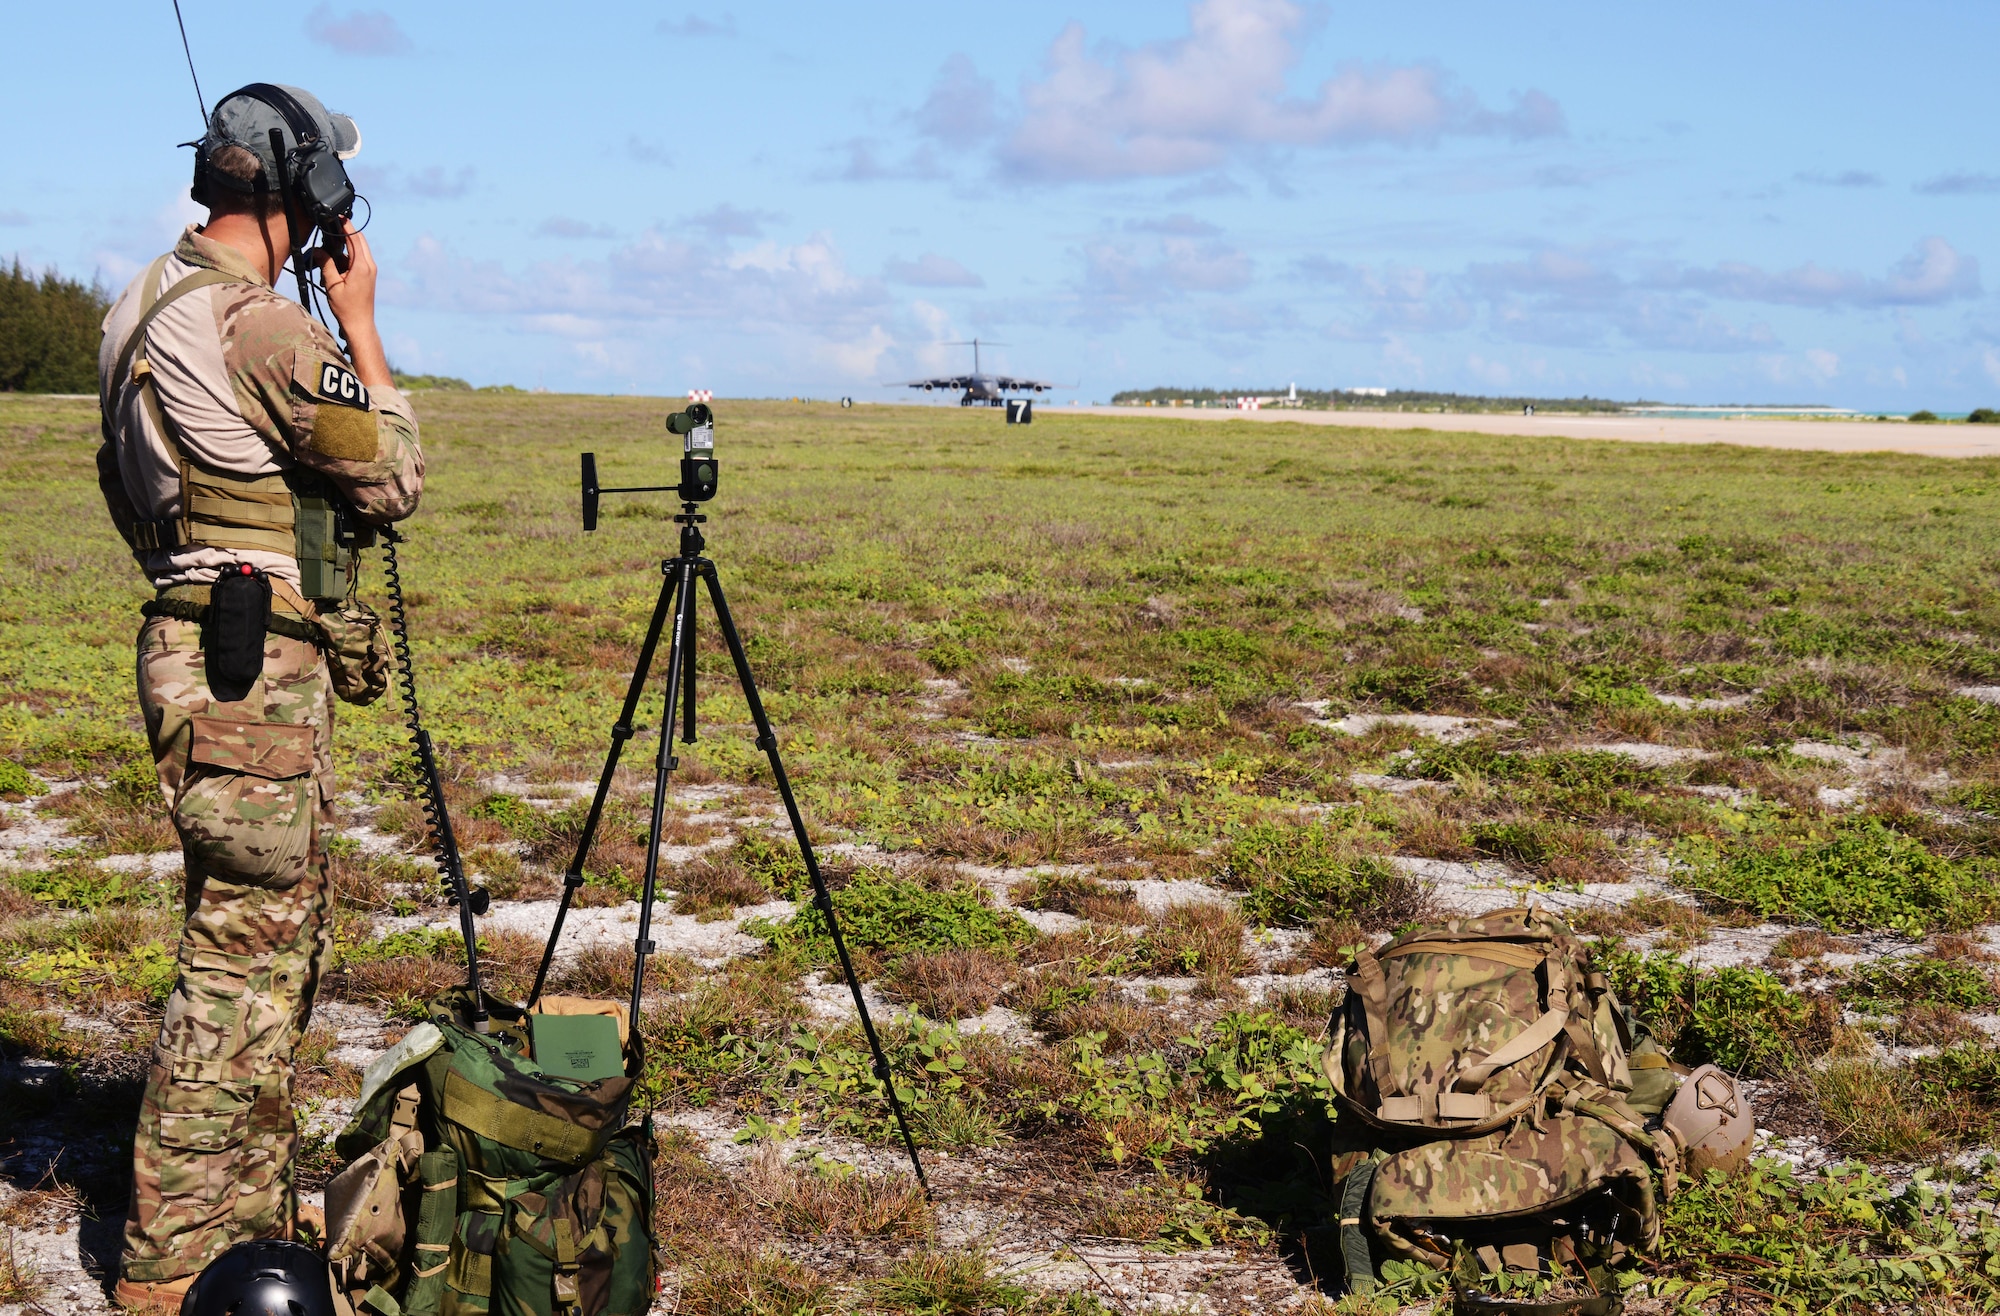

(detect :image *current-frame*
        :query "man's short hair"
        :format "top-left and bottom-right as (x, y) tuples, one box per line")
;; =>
(206, 145), (282, 214)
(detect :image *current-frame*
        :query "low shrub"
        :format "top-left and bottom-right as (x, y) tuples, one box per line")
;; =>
(1682, 821), (1998, 935)
(0, 761), (46, 800)
(1839, 956), (1997, 1013)
(1214, 821), (1421, 929)
(745, 869), (1033, 963)
(1594, 942), (1812, 1075)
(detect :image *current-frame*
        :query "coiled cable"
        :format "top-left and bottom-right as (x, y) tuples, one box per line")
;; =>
(380, 530), (490, 1024)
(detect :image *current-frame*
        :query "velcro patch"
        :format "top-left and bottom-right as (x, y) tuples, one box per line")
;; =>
(310, 404), (381, 462)
(313, 360), (371, 410)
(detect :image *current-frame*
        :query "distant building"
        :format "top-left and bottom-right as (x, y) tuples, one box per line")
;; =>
(1348, 387), (1388, 398)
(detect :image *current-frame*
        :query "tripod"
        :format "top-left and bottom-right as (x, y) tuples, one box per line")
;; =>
(524, 500), (930, 1192)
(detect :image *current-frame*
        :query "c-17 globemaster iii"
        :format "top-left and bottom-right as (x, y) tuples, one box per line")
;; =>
(890, 339), (1056, 407)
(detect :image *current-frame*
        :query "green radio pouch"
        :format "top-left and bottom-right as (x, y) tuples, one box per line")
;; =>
(402, 1144), (459, 1316)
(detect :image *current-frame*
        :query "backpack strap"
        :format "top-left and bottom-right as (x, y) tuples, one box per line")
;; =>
(1348, 947), (1398, 1102)
(106, 258), (301, 559)
(440, 1068), (611, 1164)
(1451, 1004), (1571, 1093)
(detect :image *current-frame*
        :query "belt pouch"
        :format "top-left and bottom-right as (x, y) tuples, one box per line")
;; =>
(208, 565), (271, 691)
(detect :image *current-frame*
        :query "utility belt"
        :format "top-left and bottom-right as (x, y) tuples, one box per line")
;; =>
(142, 573), (393, 708)
(142, 581), (321, 644)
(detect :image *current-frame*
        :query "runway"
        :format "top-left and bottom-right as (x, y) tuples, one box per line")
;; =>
(1045, 405), (2000, 460)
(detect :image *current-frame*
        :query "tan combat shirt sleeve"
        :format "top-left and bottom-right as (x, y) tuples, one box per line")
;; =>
(214, 283), (425, 525)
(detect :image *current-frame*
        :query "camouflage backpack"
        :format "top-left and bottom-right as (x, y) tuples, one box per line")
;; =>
(326, 989), (657, 1316)
(1323, 908), (1684, 1314)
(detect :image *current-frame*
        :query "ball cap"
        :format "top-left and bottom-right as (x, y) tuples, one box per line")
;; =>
(202, 83), (361, 193)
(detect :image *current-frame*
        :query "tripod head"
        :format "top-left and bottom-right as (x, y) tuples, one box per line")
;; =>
(581, 402), (717, 531)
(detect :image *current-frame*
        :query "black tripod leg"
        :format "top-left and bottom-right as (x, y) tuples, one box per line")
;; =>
(681, 577), (698, 744)
(526, 560), (681, 1009)
(697, 562), (931, 1195)
(629, 558), (699, 1027)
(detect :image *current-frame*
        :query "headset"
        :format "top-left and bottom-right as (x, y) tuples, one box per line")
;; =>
(191, 83), (356, 269)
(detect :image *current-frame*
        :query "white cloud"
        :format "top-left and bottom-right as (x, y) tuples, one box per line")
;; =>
(353, 165), (475, 201)
(1795, 170), (1881, 189)
(995, 0), (1563, 181)
(1669, 237), (1980, 308)
(1915, 173), (2000, 196)
(304, 5), (411, 56)
(915, 54), (999, 147)
(1984, 347), (2000, 387)
(814, 326), (894, 378)
(1805, 348), (1841, 380)
(657, 14), (736, 38)
(537, 217), (616, 240)
(683, 204), (780, 240)
(884, 253), (985, 287)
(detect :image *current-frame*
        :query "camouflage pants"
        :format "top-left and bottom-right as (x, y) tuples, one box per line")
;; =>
(122, 615), (337, 1285)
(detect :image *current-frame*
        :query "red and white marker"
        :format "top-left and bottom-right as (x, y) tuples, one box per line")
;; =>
(688, 389), (713, 403)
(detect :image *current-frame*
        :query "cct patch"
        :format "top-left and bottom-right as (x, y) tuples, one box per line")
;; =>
(315, 361), (371, 410)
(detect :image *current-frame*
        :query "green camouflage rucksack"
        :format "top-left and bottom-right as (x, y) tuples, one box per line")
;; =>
(325, 989), (657, 1316)
(1324, 908), (1691, 1314)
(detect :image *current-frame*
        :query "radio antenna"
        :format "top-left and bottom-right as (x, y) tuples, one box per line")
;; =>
(172, 0), (208, 124)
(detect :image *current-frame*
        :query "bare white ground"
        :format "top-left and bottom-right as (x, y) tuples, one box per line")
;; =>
(1653, 692), (1754, 711)
(1320, 712), (1519, 743)
(1391, 855), (1675, 919)
(1349, 772), (1442, 793)
(1570, 743), (1714, 768)
(1956, 687), (2000, 706)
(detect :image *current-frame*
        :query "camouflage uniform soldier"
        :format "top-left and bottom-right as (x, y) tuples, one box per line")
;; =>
(96, 85), (423, 1311)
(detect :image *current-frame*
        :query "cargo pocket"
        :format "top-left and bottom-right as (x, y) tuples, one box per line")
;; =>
(175, 714), (315, 890)
(153, 1079), (257, 1203)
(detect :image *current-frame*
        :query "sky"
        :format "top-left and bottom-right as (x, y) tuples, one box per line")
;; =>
(4, 1), (1998, 408)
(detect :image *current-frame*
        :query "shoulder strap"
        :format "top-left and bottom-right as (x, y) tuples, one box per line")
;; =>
(110, 262), (244, 420)
(107, 261), (305, 558)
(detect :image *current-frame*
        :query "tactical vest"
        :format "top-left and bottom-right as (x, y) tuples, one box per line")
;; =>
(106, 252), (369, 600)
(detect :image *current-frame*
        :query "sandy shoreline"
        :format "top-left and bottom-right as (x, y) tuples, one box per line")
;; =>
(1045, 405), (2000, 460)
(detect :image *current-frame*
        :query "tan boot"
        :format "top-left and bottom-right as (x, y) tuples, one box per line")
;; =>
(114, 1274), (196, 1312)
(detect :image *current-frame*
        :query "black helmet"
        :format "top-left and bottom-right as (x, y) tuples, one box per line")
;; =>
(179, 1239), (337, 1316)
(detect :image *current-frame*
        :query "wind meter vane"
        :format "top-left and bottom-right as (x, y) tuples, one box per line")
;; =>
(580, 401), (715, 530)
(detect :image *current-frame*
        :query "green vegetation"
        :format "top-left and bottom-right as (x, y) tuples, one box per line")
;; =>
(0, 260), (106, 393)
(11, 393), (2000, 1308)
(1214, 820), (1407, 927)
(747, 869), (1033, 962)
(1682, 821), (1999, 935)
(391, 367), (474, 391)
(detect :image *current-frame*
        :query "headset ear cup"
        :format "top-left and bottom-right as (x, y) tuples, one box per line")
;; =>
(190, 150), (210, 206)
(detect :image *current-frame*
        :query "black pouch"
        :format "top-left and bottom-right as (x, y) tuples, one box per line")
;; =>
(208, 564), (271, 698)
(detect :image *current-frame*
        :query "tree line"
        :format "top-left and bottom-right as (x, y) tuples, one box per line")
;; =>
(0, 260), (109, 394)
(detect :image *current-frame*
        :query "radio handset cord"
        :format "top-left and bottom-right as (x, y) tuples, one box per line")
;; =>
(381, 527), (491, 1032)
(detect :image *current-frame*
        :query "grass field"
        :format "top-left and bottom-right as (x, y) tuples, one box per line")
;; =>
(8, 392), (2000, 1312)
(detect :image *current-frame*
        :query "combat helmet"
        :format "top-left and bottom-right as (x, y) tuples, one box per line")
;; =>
(1662, 1063), (1755, 1175)
(179, 1238), (338, 1316)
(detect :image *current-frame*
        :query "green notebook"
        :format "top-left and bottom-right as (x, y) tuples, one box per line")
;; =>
(529, 1012), (625, 1083)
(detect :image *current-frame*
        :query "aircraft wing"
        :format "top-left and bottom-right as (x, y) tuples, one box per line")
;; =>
(889, 375), (978, 389)
(989, 375), (1054, 392)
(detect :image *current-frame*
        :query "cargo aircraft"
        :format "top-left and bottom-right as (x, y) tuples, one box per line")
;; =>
(891, 340), (1055, 407)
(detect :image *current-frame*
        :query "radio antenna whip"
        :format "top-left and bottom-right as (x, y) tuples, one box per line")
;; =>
(172, 0), (208, 123)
